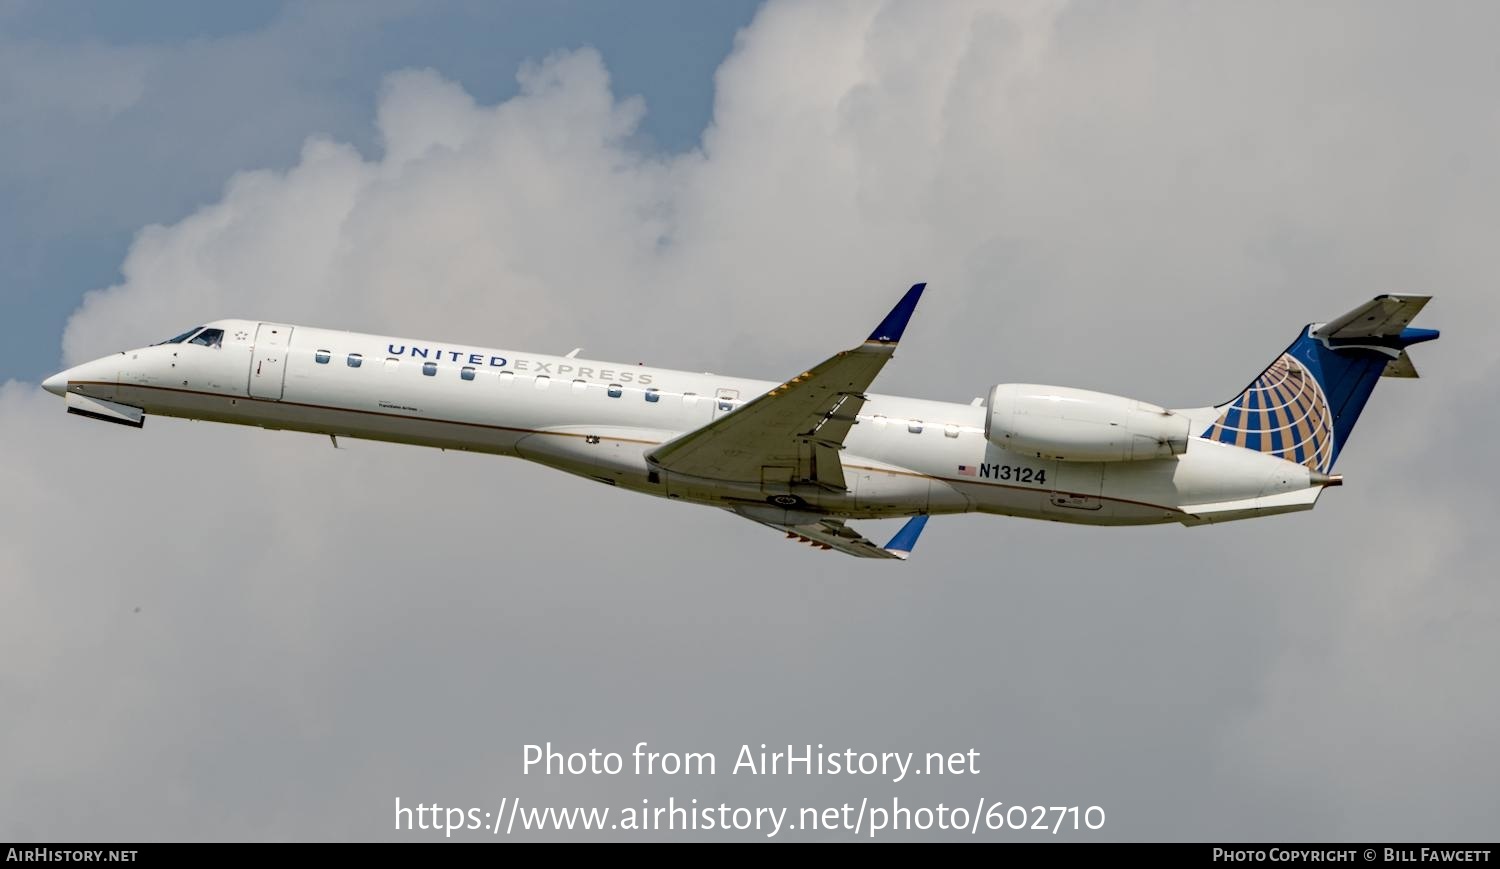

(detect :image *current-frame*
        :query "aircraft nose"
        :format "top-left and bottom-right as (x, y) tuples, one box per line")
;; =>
(42, 369), (70, 397)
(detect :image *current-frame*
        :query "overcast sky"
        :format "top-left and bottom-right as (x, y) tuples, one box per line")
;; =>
(3, 0), (1497, 842)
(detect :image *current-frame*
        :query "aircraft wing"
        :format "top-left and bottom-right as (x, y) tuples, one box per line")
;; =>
(732, 510), (930, 560)
(646, 283), (925, 491)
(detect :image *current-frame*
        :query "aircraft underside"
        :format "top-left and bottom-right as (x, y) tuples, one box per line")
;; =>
(116, 381), (1282, 530)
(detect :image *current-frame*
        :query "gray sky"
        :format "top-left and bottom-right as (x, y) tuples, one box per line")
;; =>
(3, 0), (1498, 842)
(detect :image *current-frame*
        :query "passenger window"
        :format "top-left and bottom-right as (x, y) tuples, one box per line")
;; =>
(683, 392), (699, 406)
(572, 378), (588, 393)
(385, 357), (399, 370)
(873, 414), (888, 429)
(607, 384), (623, 398)
(534, 375), (550, 390)
(498, 371), (514, 383)
(944, 424), (959, 438)
(644, 388), (660, 403)
(461, 366), (476, 381)
(422, 362), (437, 376)
(348, 353), (363, 368)
(315, 350), (331, 364)
(189, 329), (224, 348)
(908, 420), (923, 434)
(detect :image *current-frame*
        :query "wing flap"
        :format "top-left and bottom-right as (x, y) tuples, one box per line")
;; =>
(648, 350), (885, 486)
(731, 509), (931, 560)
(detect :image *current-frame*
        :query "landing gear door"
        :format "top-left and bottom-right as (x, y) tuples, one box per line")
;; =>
(248, 323), (293, 400)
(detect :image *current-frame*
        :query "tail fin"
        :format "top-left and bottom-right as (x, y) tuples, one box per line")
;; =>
(1200, 295), (1439, 473)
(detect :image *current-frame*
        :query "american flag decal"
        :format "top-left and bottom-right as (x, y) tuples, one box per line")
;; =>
(957, 465), (976, 476)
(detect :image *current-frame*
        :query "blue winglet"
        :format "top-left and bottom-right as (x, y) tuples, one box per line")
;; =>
(867, 283), (926, 344)
(882, 514), (929, 559)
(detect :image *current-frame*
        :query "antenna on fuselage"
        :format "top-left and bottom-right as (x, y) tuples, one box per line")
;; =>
(565, 348), (583, 358)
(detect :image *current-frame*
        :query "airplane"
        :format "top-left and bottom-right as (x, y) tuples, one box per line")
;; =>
(42, 286), (1438, 560)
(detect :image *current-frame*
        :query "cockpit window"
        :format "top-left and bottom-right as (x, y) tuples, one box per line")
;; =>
(188, 328), (224, 348)
(156, 327), (204, 345)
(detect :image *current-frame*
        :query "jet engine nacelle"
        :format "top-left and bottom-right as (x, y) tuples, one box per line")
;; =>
(985, 383), (1190, 462)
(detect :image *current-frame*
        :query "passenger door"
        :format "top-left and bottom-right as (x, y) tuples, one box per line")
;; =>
(248, 323), (294, 400)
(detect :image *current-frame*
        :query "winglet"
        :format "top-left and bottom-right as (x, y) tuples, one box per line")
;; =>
(882, 514), (930, 560)
(866, 283), (926, 344)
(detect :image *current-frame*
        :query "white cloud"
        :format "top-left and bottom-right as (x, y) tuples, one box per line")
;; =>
(6, 0), (1500, 840)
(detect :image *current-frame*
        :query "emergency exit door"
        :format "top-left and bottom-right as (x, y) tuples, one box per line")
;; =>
(248, 323), (294, 400)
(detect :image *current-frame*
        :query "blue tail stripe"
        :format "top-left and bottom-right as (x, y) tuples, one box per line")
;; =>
(1243, 386), (1262, 452)
(1223, 403), (1242, 434)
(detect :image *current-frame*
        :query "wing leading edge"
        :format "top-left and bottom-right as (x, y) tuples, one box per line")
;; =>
(646, 283), (926, 491)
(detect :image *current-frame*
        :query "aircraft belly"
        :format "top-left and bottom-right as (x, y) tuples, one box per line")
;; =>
(965, 480), (1050, 520)
(845, 464), (933, 512)
(651, 464), (949, 519)
(514, 426), (676, 492)
(115, 384), (527, 456)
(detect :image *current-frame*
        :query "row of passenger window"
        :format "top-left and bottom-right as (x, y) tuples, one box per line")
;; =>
(314, 347), (665, 402)
(315, 350), (361, 367)
(869, 415), (962, 438)
(313, 347), (954, 433)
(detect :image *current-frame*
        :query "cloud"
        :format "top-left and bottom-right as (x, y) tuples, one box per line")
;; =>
(5, 0), (1500, 840)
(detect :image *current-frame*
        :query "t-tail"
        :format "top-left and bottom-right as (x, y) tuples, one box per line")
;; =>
(1200, 295), (1439, 475)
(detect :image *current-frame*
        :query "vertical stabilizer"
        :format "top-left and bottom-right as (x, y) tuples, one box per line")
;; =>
(1200, 295), (1439, 472)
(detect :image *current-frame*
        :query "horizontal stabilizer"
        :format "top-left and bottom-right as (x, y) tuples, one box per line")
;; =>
(1312, 294), (1435, 346)
(1382, 350), (1419, 378)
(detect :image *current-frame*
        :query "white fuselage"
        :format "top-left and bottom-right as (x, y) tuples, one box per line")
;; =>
(48, 318), (1330, 527)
